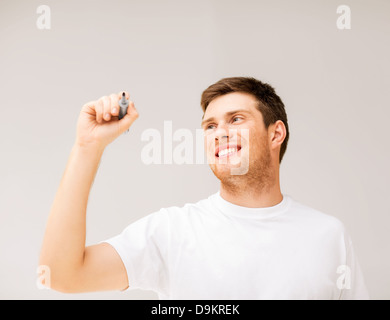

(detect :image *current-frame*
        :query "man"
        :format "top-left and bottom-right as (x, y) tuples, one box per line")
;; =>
(39, 77), (369, 299)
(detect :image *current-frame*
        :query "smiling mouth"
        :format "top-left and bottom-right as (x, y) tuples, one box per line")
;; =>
(216, 146), (242, 158)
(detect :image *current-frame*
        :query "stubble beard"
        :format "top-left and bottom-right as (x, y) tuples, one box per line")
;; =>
(211, 142), (274, 196)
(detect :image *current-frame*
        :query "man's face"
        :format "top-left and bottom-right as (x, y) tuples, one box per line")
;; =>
(202, 92), (272, 184)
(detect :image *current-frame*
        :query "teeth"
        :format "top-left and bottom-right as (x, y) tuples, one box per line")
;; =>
(218, 148), (237, 157)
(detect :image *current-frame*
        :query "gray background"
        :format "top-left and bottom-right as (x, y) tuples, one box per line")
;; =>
(0, 0), (389, 299)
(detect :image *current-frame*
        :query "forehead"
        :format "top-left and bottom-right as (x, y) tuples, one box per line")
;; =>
(204, 92), (259, 118)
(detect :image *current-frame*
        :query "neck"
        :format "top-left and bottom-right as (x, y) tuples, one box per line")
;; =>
(219, 168), (283, 208)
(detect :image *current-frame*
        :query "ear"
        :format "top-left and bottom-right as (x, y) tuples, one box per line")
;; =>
(269, 120), (286, 151)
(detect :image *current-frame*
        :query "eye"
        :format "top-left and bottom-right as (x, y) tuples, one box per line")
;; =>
(232, 116), (243, 123)
(205, 124), (216, 130)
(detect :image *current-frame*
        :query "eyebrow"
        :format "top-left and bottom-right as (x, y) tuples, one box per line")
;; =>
(201, 109), (252, 127)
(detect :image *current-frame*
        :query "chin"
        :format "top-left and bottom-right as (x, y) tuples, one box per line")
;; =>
(210, 161), (248, 180)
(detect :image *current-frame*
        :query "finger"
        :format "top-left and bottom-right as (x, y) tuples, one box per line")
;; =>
(127, 100), (138, 116)
(109, 94), (119, 116)
(95, 99), (104, 124)
(101, 96), (111, 121)
(81, 100), (97, 116)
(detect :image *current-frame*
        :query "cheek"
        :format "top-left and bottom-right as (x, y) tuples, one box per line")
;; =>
(245, 130), (267, 155)
(237, 128), (251, 147)
(204, 134), (215, 151)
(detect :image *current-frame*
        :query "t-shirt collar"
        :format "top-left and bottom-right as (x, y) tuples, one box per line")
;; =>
(210, 190), (291, 219)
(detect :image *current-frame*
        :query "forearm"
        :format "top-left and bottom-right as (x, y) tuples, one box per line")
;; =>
(39, 143), (104, 288)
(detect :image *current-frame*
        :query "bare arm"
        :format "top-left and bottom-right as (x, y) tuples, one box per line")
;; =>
(39, 92), (138, 293)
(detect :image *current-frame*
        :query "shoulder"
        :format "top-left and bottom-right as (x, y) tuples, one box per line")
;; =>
(146, 195), (217, 232)
(161, 196), (212, 219)
(287, 195), (346, 236)
(127, 195), (214, 232)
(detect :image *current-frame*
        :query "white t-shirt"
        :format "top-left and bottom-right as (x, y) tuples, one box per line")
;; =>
(104, 192), (369, 300)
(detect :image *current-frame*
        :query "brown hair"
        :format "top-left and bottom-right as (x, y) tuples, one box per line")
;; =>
(201, 77), (290, 164)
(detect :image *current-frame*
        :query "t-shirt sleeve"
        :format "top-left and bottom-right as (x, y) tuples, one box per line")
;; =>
(339, 233), (370, 300)
(102, 208), (171, 296)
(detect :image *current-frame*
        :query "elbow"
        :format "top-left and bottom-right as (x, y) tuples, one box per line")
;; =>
(50, 282), (80, 294)
(37, 261), (81, 294)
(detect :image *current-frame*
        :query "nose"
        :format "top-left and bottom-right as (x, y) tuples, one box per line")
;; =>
(215, 122), (231, 141)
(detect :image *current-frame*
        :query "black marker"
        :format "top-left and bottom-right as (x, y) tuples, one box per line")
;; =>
(118, 92), (129, 134)
(118, 92), (129, 120)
